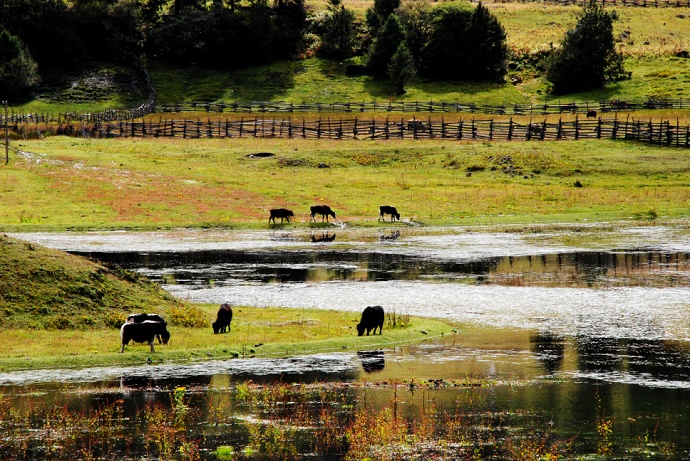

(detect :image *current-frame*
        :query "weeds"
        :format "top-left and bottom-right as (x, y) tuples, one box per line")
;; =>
(386, 309), (411, 328)
(0, 380), (681, 460)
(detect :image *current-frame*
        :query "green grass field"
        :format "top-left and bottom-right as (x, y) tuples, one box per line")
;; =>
(1, 137), (688, 231)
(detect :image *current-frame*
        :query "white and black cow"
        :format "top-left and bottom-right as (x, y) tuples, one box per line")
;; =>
(126, 313), (168, 344)
(356, 305), (384, 336)
(378, 206), (400, 221)
(120, 320), (170, 353)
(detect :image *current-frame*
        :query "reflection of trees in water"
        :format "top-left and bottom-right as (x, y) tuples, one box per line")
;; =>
(72, 249), (689, 288)
(530, 333), (565, 374)
(490, 251), (689, 288)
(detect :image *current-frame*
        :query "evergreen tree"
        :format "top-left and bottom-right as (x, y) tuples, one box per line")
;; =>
(387, 41), (416, 95)
(546, 0), (628, 94)
(318, 0), (357, 59)
(367, 14), (404, 77)
(365, 0), (400, 37)
(466, 2), (507, 81)
(420, 5), (472, 78)
(0, 29), (39, 103)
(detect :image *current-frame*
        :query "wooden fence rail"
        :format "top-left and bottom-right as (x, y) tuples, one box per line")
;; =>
(154, 97), (690, 116)
(3, 97), (689, 124)
(12, 116), (687, 147)
(491, 0), (690, 7)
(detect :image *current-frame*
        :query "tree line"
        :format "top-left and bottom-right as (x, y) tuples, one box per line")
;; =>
(0, 0), (629, 103)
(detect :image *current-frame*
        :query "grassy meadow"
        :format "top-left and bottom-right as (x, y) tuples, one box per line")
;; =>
(0, 137), (688, 231)
(0, 305), (451, 371)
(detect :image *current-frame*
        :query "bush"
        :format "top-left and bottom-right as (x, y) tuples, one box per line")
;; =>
(167, 305), (209, 328)
(546, 0), (628, 95)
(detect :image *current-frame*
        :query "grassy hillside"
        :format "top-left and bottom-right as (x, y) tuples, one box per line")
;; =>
(10, 3), (690, 114)
(0, 234), (184, 329)
(0, 137), (688, 231)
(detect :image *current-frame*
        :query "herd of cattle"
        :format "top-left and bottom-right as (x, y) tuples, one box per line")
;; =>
(120, 304), (385, 352)
(269, 205), (401, 224)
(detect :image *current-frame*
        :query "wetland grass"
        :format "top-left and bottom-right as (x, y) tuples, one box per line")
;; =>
(1, 379), (680, 460)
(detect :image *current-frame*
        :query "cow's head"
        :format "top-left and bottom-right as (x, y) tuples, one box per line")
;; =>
(161, 328), (171, 344)
(356, 323), (365, 336)
(212, 321), (220, 334)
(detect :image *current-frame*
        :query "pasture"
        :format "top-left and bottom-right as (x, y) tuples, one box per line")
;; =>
(0, 137), (688, 231)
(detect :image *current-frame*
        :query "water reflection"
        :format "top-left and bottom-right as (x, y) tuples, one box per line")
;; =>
(72, 249), (689, 289)
(357, 350), (385, 373)
(310, 233), (337, 243)
(530, 333), (565, 374)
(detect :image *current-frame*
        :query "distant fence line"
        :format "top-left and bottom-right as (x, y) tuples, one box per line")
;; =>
(490, 0), (690, 6)
(14, 116), (689, 147)
(3, 97), (689, 124)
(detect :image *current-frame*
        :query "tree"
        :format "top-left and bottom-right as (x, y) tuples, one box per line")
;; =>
(387, 42), (416, 95)
(365, 0), (400, 37)
(420, 5), (472, 78)
(465, 2), (507, 81)
(0, 29), (39, 103)
(367, 13), (404, 77)
(397, 0), (430, 66)
(546, 0), (628, 95)
(318, 0), (358, 59)
(420, 3), (507, 81)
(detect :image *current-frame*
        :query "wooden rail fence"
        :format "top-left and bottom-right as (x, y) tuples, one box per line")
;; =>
(491, 0), (690, 6)
(16, 116), (688, 147)
(4, 97), (689, 124)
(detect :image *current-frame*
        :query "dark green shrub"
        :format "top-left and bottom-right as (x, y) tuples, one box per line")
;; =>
(546, 0), (629, 95)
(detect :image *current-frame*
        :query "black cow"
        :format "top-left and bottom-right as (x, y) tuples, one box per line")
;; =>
(407, 118), (424, 131)
(212, 303), (233, 334)
(269, 208), (294, 224)
(126, 313), (167, 344)
(586, 110), (597, 118)
(120, 321), (170, 353)
(379, 205), (400, 221)
(356, 305), (384, 336)
(310, 205), (336, 222)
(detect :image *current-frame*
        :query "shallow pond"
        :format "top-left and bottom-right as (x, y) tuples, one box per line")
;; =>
(5, 224), (690, 460)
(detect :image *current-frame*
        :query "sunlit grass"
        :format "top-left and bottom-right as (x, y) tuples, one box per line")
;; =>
(2, 137), (688, 231)
(0, 305), (451, 371)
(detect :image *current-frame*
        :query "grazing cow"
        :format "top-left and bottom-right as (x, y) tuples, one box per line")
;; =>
(269, 208), (294, 224)
(120, 321), (170, 353)
(310, 205), (336, 222)
(212, 303), (233, 334)
(559, 103), (577, 114)
(610, 100), (631, 110)
(586, 110), (597, 118)
(407, 118), (425, 131)
(379, 205), (400, 221)
(126, 313), (168, 344)
(356, 305), (384, 336)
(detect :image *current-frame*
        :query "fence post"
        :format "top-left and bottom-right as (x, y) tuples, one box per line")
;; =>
(575, 115), (579, 140)
(508, 118), (513, 140)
